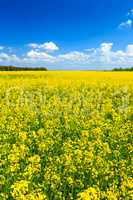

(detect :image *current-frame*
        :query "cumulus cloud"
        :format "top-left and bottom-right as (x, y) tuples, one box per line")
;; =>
(27, 50), (56, 62)
(100, 43), (113, 54)
(42, 42), (59, 51)
(0, 46), (4, 50)
(27, 43), (39, 49)
(127, 9), (133, 16)
(99, 43), (113, 63)
(0, 42), (133, 69)
(48, 42), (133, 67)
(119, 19), (132, 29)
(28, 41), (59, 51)
(58, 51), (90, 62)
(126, 45), (133, 56)
(98, 43), (133, 66)
(0, 53), (20, 64)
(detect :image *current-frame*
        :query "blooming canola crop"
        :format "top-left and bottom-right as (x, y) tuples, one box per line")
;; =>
(0, 71), (133, 199)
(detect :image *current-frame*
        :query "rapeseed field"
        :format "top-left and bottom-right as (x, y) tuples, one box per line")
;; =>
(0, 71), (133, 199)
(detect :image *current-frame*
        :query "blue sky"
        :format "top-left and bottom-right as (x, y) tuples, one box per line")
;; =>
(0, 0), (133, 69)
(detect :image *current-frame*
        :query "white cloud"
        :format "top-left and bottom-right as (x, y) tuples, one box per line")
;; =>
(126, 45), (133, 56)
(119, 19), (132, 29)
(42, 42), (59, 51)
(99, 43), (113, 63)
(27, 50), (56, 62)
(0, 53), (20, 63)
(1, 42), (133, 69)
(100, 43), (113, 54)
(28, 41), (59, 51)
(85, 48), (97, 53)
(58, 51), (90, 62)
(127, 9), (133, 16)
(27, 43), (39, 49)
(0, 46), (4, 50)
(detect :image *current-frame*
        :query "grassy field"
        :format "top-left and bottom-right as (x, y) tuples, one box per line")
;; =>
(0, 71), (133, 199)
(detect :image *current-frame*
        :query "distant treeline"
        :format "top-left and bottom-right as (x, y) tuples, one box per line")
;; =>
(112, 67), (133, 71)
(0, 66), (47, 71)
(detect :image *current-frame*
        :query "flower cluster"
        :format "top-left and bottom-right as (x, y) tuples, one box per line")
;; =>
(0, 71), (133, 199)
